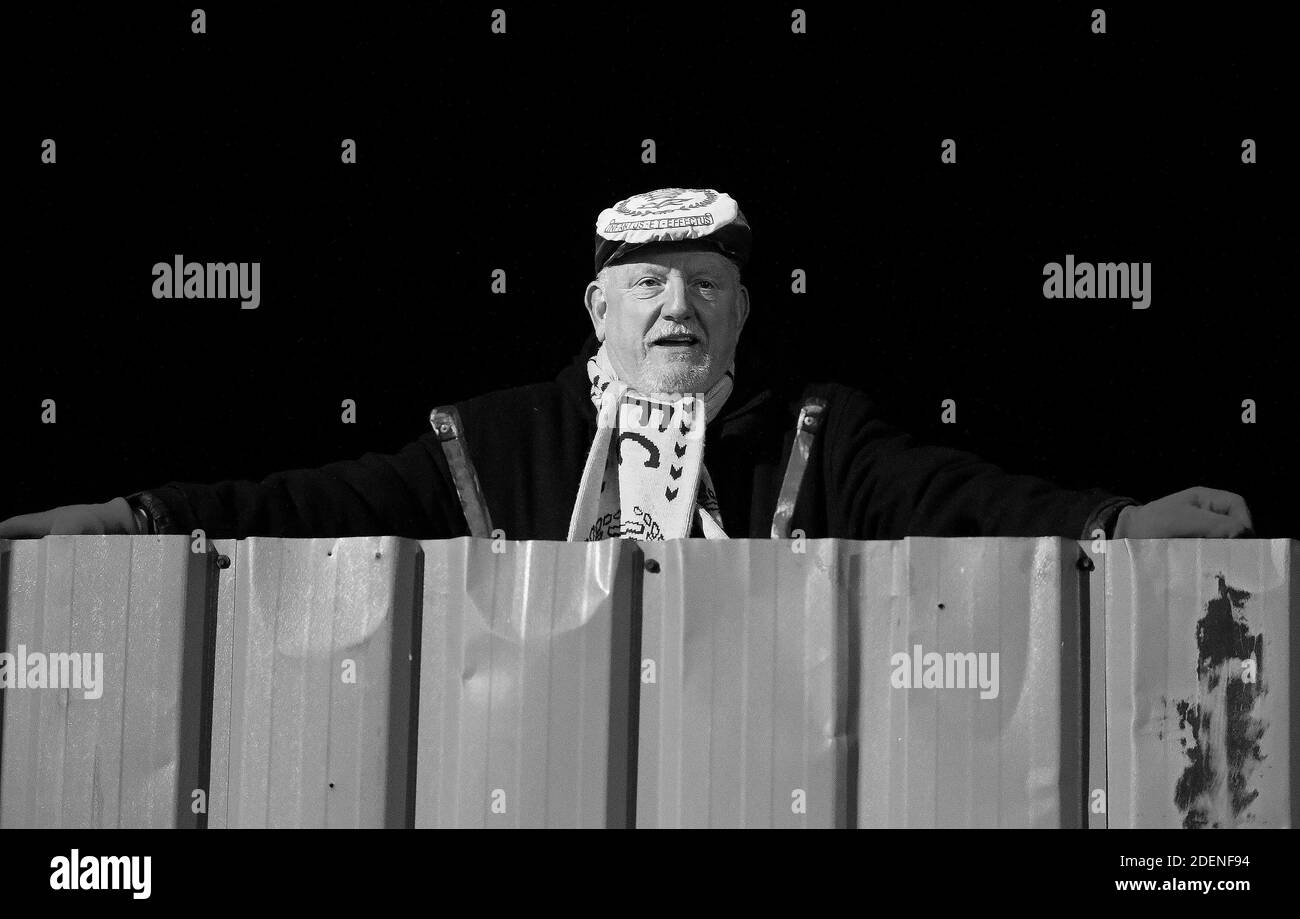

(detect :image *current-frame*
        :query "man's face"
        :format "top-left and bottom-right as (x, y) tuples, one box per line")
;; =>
(584, 247), (750, 396)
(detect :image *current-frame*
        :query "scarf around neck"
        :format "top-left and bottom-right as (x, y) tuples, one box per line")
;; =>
(567, 343), (734, 541)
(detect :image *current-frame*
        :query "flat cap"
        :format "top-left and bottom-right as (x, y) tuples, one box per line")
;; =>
(594, 188), (751, 274)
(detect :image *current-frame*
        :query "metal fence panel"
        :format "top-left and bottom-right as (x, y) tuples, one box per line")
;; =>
(415, 538), (640, 828)
(1106, 539), (1295, 828)
(208, 538), (237, 828)
(0, 535), (215, 828)
(213, 536), (419, 828)
(637, 539), (840, 828)
(852, 538), (1078, 827)
(4, 535), (1294, 829)
(1080, 539), (1109, 829)
(637, 537), (1078, 828)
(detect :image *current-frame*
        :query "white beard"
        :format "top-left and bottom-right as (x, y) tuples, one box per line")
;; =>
(639, 354), (712, 398)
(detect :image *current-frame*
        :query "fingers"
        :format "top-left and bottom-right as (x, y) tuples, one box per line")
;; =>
(0, 505), (112, 538)
(1182, 486), (1255, 533)
(1171, 504), (1252, 538)
(0, 512), (52, 539)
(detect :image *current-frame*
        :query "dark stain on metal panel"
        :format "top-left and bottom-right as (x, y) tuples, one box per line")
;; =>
(1171, 575), (1266, 829)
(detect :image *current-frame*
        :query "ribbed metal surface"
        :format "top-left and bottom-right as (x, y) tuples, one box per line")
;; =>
(208, 538), (238, 828)
(1106, 539), (1294, 828)
(1081, 539), (1109, 830)
(212, 536), (419, 828)
(855, 538), (1078, 827)
(637, 537), (1078, 828)
(0, 535), (214, 828)
(415, 538), (639, 827)
(637, 539), (839, 827)
(3, 535), (1293, 829)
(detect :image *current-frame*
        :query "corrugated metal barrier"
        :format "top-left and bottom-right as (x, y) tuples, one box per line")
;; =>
(208, 537), (420, 828)
(414, 538), (639, 828)
(1101, 539), (1296, 828)
(0, 536), (216, 828)
(635, 538), (1078, 827)
(1, 536), (1293, 828)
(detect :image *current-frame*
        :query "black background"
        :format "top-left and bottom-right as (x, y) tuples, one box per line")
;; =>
(0, 826), (1279, 904)
(1, 827), (1284, 903)
(6, 2), (1295, 536)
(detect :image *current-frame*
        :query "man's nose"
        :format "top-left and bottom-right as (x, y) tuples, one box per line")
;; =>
(659, 278), (694, 320)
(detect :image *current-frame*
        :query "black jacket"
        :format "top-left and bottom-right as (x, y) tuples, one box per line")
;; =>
(134, 337), (1133, 541)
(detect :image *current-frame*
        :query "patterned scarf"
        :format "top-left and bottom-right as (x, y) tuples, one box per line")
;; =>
(567, 343), (733, 541)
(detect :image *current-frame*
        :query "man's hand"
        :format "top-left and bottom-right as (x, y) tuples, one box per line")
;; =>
(0, 498), (140, 538)
(1114, 487), (1254, 538)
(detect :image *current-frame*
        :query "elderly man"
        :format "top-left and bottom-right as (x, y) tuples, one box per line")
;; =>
(0, 187), (1254, 542)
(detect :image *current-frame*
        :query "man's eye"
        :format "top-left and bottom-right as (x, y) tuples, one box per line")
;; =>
(694, 279), (716, 290)
(636, 278), (662, 287)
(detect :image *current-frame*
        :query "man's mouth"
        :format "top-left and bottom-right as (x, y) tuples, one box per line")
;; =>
(651, 333), (701, 348)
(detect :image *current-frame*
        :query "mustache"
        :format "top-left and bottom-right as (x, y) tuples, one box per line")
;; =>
(646, 324), (706, 341)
